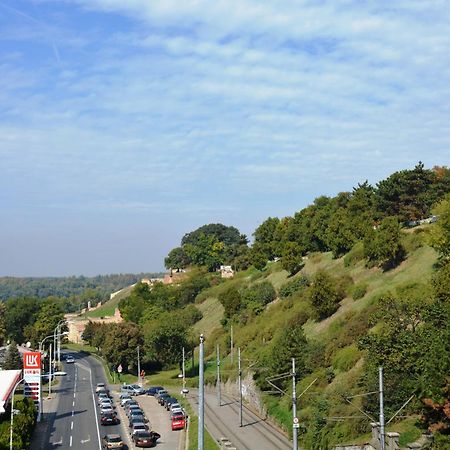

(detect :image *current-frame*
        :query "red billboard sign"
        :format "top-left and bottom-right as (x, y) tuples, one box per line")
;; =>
(23, 352), (41, 369)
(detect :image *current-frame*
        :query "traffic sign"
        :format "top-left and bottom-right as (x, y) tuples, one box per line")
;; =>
(117, 364), (123, 373)
(293, 417), (300, 428)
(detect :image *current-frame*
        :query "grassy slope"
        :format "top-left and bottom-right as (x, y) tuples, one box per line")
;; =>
(84, 284), (135, 318)
(190, 233), (438, 447)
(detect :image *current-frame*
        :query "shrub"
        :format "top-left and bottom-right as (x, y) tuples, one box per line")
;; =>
(343, 242), (364, 267)
(279, 276), (310, 298)
(241, 281), (276, 307)
(332, 344), (361, 372)
(309, 271), (344, 320)
(352, 283), (368, 300)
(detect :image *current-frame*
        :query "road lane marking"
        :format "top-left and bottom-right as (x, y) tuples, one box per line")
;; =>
(77, 360), (102, 450)
(70, 435), (72, 447)
(71, 421), (73, 430)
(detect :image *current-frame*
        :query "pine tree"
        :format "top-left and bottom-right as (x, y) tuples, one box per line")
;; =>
(3, 341), (22, 370)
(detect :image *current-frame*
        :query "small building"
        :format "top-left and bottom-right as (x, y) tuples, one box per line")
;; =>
(220, 265), (234, 278)
(0, 369), (22, 414)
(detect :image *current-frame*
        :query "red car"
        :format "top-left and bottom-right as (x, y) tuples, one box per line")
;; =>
(171, 412), (186, 431)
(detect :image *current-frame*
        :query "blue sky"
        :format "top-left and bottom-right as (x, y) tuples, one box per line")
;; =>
(1, 0), (449, 276)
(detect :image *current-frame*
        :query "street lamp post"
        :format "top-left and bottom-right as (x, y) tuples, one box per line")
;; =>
(38, 331), (69, 422)
(53, 320), (66, 367)
(9, 378), (24, 450)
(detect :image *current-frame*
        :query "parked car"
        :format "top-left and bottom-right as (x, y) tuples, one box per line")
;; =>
(164, 397), (178, 410)
(170, 403), (183, 415)
(101, 434), (124, 449)
(121, 384), (145, 396)
(130, 384), (146, 395)
(158, 393), (170, 406)
(132, 430), (161, 448)
(122, 399), (138, 410)
(129, 411), (147, 424)
(171, 412), (186, 431)
(146, 386), (164, 396)
(129, 422), (149, 436)
(100, 405), (115, 416)
(126, 405), (143, 418)
(98, 393), (111, 403)
(154, 389), (168, 400)
(100, 412), (120, 426)
(96, 383), (107, 393)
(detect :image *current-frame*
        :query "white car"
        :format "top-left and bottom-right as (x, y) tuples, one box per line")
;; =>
(66, 355), (75, 364)
(100, 405), (114, 415)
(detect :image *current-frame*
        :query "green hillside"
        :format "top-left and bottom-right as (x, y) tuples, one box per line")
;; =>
(192, 227), (444, 448)
(84, 284), (135, 318)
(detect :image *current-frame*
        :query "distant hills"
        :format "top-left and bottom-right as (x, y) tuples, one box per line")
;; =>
(0, 273), (164, 301)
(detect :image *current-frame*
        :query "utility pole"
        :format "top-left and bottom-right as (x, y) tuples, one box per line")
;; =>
(292, 358), (298, 450)
(216, 344), (221, 406)
(137, 345), (141, 386)
(238, 347), (243, 427)
(198, 334), (205, 450)
(379, 367), (386, 450)
(230, 325), (234, 365)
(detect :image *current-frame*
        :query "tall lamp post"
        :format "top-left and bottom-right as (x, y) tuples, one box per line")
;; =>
(53, 320), (66, 368)
(38, 331), (68, 422)
(10, 378), (24, 450)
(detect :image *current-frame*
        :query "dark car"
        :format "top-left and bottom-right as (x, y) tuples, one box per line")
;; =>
(158, 393), (170, 406)
(129, 411), (147, 424)
(101, 412), (120, 426)
(164, 397), (178, 410)
(129, 422), (149, 436)
(146, 386), (164, 396)
(132, 430), (161, 448)
(129, 414), (148, 428)
(101, 434), (124, 449)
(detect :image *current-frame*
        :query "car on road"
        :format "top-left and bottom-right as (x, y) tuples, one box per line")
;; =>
(130, 384), (146, 395)
(171, 412), (186, 431)
(98, 392), (111, 403)
(146, 386), (164, 396)
(100, 412), (120, 426)
(66, 355), (75, 364)
(101, 434), (124, 449)
(132, 430), (161, 448)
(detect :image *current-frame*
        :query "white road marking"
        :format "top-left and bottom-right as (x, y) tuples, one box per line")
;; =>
(71, 421), (73, 430)
(70, 435), (73, 447)
(81, 436), (91, 444)
(77, 360), (102, 450)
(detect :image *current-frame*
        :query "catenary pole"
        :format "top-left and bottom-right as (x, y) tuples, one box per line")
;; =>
(137, 345), (141, 386)
(216, 344), (221, 406)
(230, 325), (234, 365)
(379, 367), (386, 450)
(182, 347), (186, 397)
(198, 334), (205, 450)
(238, 347), (243, 427)
(292, 358), (298, 450)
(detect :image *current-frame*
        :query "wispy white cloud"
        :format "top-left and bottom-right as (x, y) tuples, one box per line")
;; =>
(1, 0), (450, 274)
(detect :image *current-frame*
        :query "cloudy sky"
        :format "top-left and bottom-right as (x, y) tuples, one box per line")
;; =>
(1, 0), (449, 276)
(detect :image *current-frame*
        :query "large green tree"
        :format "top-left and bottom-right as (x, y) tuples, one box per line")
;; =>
(4, 297), (40, 344)
(2, 341), (22, 370)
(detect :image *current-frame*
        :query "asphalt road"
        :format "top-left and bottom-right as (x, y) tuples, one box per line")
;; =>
(33, 351), (181, 450)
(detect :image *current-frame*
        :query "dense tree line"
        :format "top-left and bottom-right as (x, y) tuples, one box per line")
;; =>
(0, 297), (65, 347)
(164, 164), (449, 274)
(0, 272), (163, 301)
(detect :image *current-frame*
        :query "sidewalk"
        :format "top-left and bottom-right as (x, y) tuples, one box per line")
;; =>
(30, 389), (60, 450)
